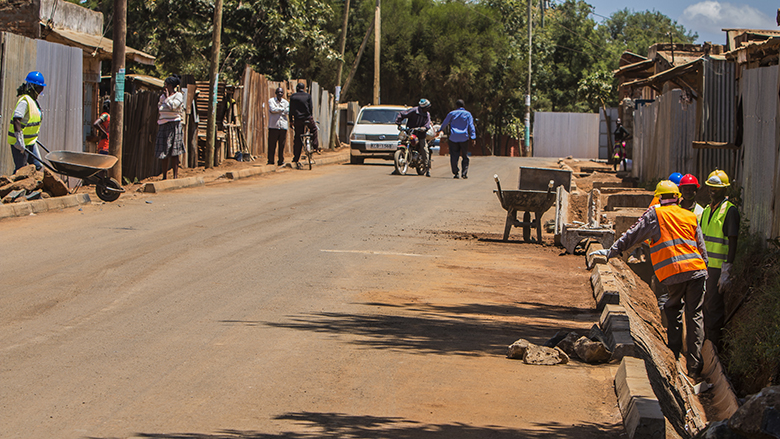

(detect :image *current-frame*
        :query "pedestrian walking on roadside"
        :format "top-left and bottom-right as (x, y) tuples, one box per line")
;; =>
(93, 99), (111, 155)
(8, 71), (46, 172)
(436, 99), (476, 179)
(591, 180), (708, 380)
(267, 87), (289, 166)
(155, 74), (185, 180)
(289, 82), (319, 169)
(700, 170), (740, 352)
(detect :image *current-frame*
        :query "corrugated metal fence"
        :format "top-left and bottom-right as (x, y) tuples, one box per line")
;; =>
(533, 112), (599, 158)
(698, 58), (737, 181)
(632, 90), (697, 182)
(739, 64), (779, 240)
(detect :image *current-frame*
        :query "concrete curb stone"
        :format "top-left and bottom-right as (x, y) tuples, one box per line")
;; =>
(0, 193), (92, 220)
(615, 357), (666, 439)
(591, 263), (621, 310)
(142, 176), (206, 193)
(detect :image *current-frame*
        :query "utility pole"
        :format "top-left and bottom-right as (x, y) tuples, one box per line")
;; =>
(341, 19), (375, 99)
(329, 0), (351, 149)
(206, 0), (224, 168)
(373, 0), (380, 104)
(109, 0), (126, 182)
(524, 0), (531, 156)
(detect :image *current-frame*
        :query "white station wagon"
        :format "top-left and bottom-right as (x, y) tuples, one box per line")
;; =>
(348, 105), (408, 164)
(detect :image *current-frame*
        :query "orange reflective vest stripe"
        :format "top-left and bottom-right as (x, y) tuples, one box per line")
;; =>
(649, 205), (707, 282)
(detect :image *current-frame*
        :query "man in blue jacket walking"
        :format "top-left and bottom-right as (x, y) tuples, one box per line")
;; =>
(437, 99), (476, 179)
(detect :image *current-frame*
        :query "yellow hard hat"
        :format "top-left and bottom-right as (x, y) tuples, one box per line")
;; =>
(705, 170), (730, 188)
(654, 180), (680, 197)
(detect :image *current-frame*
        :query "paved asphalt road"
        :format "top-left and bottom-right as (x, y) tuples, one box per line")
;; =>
(0, 156), (622, 438)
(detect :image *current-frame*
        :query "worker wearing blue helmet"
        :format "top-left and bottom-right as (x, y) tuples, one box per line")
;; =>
(669, 172), (683, 186)
(7, 71), (46, 171)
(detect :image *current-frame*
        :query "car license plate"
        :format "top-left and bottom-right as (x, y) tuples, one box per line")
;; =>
(366, 142), (396, 150)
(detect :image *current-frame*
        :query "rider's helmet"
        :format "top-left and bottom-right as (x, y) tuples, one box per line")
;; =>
(25, 71), (46, 87)
(418, 98), (431, 109)
(705, 170), (730, 188)
(679, 174), (700, 188)
(654, 180), (680, 198)
(668, 172), (683, 186)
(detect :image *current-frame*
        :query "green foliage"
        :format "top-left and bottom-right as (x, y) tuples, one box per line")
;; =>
(597, 9), (698, 60)
(723, 230), (780, 394)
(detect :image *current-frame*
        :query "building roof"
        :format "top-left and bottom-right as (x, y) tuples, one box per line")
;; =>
(622, 57), (703, 97)
(43, 27), (155, 65)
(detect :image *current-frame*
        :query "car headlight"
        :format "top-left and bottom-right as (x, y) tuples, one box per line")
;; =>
(351, 133), (365, 141)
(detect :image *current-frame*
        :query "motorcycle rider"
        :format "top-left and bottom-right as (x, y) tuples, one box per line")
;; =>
(395, 98), (432, 177)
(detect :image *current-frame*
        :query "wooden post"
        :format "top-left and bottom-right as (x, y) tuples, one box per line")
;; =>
(329, 0), (351, 149)
(206, 0), (224, 168)
(373, 0), (380, 105)
(341, 19), (374, 99)
(109, 0), (126, 182)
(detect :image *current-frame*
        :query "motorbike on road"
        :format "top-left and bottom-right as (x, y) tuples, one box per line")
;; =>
(393, 126), (432, 176)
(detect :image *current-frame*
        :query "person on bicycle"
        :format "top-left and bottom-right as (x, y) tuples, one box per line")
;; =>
(395, 98), (432, 177)
(290, 82), (319, 169)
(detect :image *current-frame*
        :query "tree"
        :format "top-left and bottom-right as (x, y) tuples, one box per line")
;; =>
(598, 9), (698, 61)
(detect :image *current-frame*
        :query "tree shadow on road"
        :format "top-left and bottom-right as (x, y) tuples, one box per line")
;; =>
(232, 301), (597, 357)
(89, 411), (623, 438)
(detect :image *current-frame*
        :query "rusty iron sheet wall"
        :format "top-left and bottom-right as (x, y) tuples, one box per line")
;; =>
(532, 112), (599, 158)
(697, 57), (738, 182)
(0, 31), (37, 176)
(632, 89), (697, 182)
(738, 64), (779, 240)
(122, 90), (161, 181)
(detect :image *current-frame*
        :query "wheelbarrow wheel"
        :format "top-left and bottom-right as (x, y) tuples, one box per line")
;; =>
(96, 178), (122, 202)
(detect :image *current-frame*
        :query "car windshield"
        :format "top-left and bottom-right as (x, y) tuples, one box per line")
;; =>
(357, 109), (402, 124)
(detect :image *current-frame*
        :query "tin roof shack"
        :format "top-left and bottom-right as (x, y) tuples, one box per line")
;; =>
(0, 0), (154, 175)
(614, 43), (737, 184)
(724, 37), (780, 241)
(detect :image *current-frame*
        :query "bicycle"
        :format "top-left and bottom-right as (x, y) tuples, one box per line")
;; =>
(300, 130), (316, 170)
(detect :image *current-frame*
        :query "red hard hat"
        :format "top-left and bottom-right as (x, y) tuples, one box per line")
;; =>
(679, 174), (700, 188)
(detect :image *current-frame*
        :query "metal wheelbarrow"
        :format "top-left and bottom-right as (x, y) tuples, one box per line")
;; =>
(494, 174), (556, 242)
(23, 141), (125, 202)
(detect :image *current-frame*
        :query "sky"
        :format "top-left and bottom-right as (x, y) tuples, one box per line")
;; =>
(583, 0), (778, 45)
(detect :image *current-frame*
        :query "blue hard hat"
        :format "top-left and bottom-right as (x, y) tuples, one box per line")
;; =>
(668, 172), (683, 185)
(26, 71), (46, 87)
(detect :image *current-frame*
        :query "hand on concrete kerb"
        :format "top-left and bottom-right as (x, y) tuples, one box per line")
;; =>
(589, 249), (609, 259)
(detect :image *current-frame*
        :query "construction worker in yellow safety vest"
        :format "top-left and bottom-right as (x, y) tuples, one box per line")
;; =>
(700, 170), (740, 352)
(591, 180), (708, 380)
(7, 71), (46, 172)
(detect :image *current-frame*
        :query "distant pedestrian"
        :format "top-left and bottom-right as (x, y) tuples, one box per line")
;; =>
(267, 87), (289, 166)
(8, 71), (46, 172)
(155, 74), (184, 180)
(613, 118), (631, 171)
(591, 180), (708, 381)
(436, 99), (475, 179)
(700, 170), (740, 352)
(289, 82), (319, 169)
(93, 99), (110, 155)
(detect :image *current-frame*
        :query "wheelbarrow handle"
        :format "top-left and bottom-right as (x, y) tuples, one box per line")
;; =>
(494, 174), (505, 207)
(20, 142), (57, 173)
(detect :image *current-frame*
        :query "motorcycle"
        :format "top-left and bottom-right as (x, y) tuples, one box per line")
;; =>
(394, 125), (432, 175)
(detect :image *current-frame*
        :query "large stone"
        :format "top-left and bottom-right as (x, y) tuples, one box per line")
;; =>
(507, 338), (530, 359)
(11, 164), (36, 181)
(728, 385), (780, 439)
(543, 330), (570, 348)
(588, 324), (610, 346)
(524, 345), (569, 365)
(555, 332), (581, 360)
(574, 336), (611, 363)
(42, 169), (70, 197)
(0, 172), (43, 198)
(693, 420), (749, 439)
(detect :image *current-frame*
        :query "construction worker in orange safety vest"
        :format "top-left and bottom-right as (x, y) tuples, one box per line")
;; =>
(590, 180), (709, 381)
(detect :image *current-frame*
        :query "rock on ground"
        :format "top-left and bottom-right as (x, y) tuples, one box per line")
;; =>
(507, 339), (530, 359)
(728, 385), (780, 439)
(555, 332), (581, 360)
(574, 336), (611, 363)
(524, 345), (569, 365)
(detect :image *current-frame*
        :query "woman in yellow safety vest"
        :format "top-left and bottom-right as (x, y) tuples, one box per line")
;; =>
(7, 71), (46, 172)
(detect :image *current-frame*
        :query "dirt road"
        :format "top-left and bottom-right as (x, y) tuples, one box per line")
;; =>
(0, 157), (622, 438)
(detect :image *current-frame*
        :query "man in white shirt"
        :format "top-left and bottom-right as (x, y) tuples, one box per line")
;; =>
(268, 87), (289, 166)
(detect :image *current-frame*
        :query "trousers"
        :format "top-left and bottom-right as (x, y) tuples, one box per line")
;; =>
(664, 275), (706, 375)
(449, 140), (469, 176)
(267, 129), (287, 165)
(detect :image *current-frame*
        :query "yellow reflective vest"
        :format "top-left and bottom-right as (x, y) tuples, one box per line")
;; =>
(700, 200), (734, 269)
(7, 95), (42, 147)
(649, 205), (708, 282)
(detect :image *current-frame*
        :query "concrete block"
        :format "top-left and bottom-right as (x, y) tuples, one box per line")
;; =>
(143, 177), (205, 193)
(615, 357), (665, 439)
(600, 304), (627, 328)
(591, 264), (621, 310)
(613, 209), (648, 236)
(586, 242), (607, 268)
(604, 193), (654, 211)
(593, 181), (633, 190)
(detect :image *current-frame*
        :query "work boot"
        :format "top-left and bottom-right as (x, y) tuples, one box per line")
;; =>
(453, 174), (459, 179)
(425, 171), (431, 177)
(462, 174), (468, 179)
(295, 162), (303, 170)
